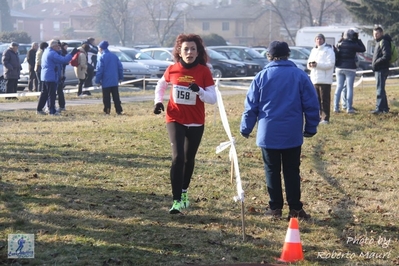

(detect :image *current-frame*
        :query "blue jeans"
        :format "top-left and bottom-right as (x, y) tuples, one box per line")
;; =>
(334, 69), (356, 111)
(261, 146), (303, 211)
(374, 69), (389, 112)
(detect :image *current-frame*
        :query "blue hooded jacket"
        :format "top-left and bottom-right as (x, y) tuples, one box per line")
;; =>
(41, 47), (72, 82)
(95, 49), (123, 88)
(240, 60), (319, 149)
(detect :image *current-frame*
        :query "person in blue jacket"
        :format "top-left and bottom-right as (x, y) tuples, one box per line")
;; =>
(37, 39), (78, 115)
(95, 41), (124, 115)
(240, 41), (319, 220)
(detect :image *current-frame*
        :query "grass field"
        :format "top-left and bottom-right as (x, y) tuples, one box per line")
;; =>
(1, 80), (399, 266)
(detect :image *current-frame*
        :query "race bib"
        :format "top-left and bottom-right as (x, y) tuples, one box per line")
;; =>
(172, 85), (197, 105)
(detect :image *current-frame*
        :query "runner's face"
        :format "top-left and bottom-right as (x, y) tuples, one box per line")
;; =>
(180, 41), (198, 64)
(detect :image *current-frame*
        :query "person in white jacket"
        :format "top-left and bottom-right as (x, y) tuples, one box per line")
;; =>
(307, 34), (335, 124)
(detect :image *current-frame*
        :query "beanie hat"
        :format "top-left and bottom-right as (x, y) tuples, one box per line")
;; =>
(343, 29), (356, 40)
(267, 41), (290, 57)
(10, 42), (19, 47)
(99, 41), (109, 49)
(315, 33), (325, 42)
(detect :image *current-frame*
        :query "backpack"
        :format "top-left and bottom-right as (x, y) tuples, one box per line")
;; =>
(69, 51), (81, 67)
(380, 40), (398, 64)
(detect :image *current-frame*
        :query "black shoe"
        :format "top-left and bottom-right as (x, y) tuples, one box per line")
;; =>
(370, 109), (389, 115)
(288, 209), (311, 220)
(265, 208), (282, 219)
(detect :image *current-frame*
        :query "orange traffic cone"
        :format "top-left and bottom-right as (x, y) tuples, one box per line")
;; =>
(277, 217), (304, 263)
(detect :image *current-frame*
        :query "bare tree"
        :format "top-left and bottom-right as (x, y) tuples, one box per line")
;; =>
(98, 0), (132, 46)
(140, 0), (186, 46)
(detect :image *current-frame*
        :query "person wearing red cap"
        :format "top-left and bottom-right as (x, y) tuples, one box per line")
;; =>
(240, 41), (319, 220)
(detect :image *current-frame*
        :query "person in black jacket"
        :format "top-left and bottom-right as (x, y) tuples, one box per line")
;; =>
(371, 26), (391, 114)
(27, 42), (39, 91)
(333, 29), (365, 114)
(83, 37), (98, 90)
(2, 42), (21, 100)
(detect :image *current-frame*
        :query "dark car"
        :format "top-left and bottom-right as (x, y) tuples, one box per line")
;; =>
(206, 48), (246, 78)
(208, 45), (269, 68)
(214, 49), (262, 76)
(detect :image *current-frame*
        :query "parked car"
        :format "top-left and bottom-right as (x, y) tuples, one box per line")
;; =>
(206, 48), (246, 78)
(288, 46), (310, 72)
(141, 47), (174, 62)
(18, 59), (79, 90)
(141, 47), (215, 77)
(357, 52), (372, 71)
(208, 45), (269, 68)
(109, 46), (172, 78)
(106, 47), (152, 82)
(0, 43), (31, 64)
(0, 63), (6, 93)
(252, 46), (268, 56)
(59, 40), (85, 50)
(213, 49), (262, 76)
(18, 48), (152, 90)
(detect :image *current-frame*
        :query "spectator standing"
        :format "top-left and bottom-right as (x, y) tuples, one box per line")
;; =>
(153, 34), (217, 214)
(84, 37), (98, 88)
(240, 41), (319, 220)
(2, 42), (21, 100)
(333, 28), (365, 114)
(56, 42), (69, 111)
(35, 42), (49, 93)
(37, 40), (77, 115)
(95, 41), (124, 115)
(74, 44), (90, 97)
(307, 34), (335, 124)
(371, 26), (392, 114)
(27, 42), (39, 92)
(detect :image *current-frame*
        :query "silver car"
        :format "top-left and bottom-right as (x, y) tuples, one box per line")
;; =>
(106, 48), (152, 82)
(110, 46), (173, 78)
(17, 49), (152, 90)
(141, 47), (215, 77)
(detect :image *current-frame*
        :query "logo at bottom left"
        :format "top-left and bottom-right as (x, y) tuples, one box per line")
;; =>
(8, 234), (35, 258)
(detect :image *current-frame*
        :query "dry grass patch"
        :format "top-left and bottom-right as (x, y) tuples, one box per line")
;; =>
(1, 81), (399, 265)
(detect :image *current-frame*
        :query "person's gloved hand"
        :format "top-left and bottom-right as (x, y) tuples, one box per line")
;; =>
(70, 47), (78, 57)
(153, 102), (164, 114)
(303, 131), (316, 138)
(188, 82), (200, 92)
(240, 132), (249, 139)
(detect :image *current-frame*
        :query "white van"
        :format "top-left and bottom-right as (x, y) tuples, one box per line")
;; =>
(295, 26), (374, 54)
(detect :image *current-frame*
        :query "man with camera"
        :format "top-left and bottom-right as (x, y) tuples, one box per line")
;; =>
(307, 33), (336, 124)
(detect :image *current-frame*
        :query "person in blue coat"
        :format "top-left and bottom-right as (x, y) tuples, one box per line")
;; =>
(95, 41), (124, 115)
(240, 41), (319, 220)
(36, 39), (78, 115)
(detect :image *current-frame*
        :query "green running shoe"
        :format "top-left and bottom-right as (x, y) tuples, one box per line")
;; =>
(169, 200), (181, 214)
(181, 192), (190, 209)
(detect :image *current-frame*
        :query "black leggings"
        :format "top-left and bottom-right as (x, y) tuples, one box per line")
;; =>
(166, 122), (204, 201)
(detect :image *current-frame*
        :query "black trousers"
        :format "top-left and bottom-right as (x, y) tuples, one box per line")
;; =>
(28, 68), (38, 91)
(6, 79), (18, 93)
(166, 122), (204, 201)
(84, 64), (94, 87)
(57, 78), (65, 109)
(102, 86), (122, 114)
(314, 84), (331, 122)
